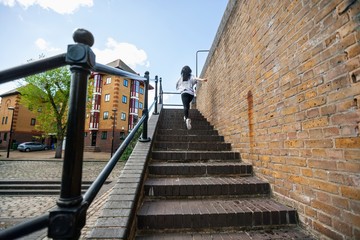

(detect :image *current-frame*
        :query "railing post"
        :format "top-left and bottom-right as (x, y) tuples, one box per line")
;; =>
(139, 71), (151, 142)
(6, 107), (15, 158)
(153, 75), (159, 115)
(48, 28), (95, 239)
(159, 77), (163, 104)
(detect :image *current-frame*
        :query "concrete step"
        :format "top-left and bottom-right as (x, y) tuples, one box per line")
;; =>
(158, 122), (214, 131)
(148, 162), (252, 176)
(83, 146), (101, 152)
(160, 113), (206, 120)
(153, 141), (232, 151)
(0, 189), (88, 195)
(160, 109), (205, 118)
(137, 198), (298, 231)
(136, 227), (315, 239)
(157, 129), (219, 136)
(0, 180), (111, 195)
(144, 176), (270, 198)
(151, 150), (241, 161)
(155, 134), (224, 142)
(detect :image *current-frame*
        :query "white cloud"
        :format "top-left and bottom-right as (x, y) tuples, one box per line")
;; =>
(0, 0), (93, 14)
(35, 38), (61, 52)
(0, 0), (15, 7)
(93, 37), (150, 70)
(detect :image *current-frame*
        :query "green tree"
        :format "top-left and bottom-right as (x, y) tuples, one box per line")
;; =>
(18, 66), (71, 158)
(120, 126), (143, 161)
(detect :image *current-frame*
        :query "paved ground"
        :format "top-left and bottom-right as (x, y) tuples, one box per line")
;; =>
(0, 149), (124, 239)
(0, 149), (112, 161)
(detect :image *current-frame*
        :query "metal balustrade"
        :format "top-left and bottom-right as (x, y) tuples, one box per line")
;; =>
(0, 28), (160, 239)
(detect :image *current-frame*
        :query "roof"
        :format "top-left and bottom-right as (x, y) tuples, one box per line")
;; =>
(105, 59), (154, 90)
(106, 59), (138, 74)
(0, 88), (19, 98)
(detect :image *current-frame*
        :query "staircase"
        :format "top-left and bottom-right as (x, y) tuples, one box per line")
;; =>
(0, 180), (111, 195)
(84, 146), (101, 152)
(135, 109), (313, 239)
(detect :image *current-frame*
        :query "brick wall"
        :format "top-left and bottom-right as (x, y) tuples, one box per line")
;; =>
(196, 0), (360, 239)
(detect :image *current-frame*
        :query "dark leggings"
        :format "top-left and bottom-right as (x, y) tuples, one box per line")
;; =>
(181, 93), (194, 119)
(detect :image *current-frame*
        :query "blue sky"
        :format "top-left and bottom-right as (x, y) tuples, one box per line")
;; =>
(0, 0), (228, 105)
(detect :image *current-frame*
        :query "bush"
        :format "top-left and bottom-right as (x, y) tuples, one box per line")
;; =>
(120, 126), (143, 161)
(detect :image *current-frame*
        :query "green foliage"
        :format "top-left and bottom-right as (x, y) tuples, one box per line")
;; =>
(18, 66), (71, 145)
(120, 126), (143, 161)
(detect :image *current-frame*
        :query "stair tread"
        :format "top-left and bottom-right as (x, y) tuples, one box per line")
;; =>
(152, 150), (238, 153)
(137, 198), (298, 229)
(138, 198), (295, 216)
(144, 176), (270, 197)
(136, 227), (315, 239)
(148, 161), (252, 176)
(149, 162), (250, 166)
(0, 185), (89, 188)
(0, 180), (100, 184)
(0, 190), (87, 195)
(145, 176), (267, 186)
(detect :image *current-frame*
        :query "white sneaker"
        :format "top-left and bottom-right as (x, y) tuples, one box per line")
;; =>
(186, 118), (192, 130)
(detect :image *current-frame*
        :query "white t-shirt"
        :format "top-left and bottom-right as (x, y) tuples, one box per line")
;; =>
(176, 75), (197, 96)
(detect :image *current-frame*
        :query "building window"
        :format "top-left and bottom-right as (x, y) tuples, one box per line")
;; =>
(135, 99), (139, 109)
(139, 102), (143, 109)
(84, 132), (87, 137)
(1, 117), (4, 124)
(106, 77), (111, 84)
(105, 94), (110, 102)
(123, 79), (128, 87)
(101, 131), (107, 139)
(140, 87), (144, 94)
(3, 133), (7, 141)
(121, 112), (126, 120)
(30, 118), (36, 126)
(103, 111), (109, 119)
(122, 95), (127, 103)
(5, 117), (8, 124)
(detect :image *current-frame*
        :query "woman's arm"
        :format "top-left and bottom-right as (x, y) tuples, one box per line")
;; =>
(194, 77), (208, 82)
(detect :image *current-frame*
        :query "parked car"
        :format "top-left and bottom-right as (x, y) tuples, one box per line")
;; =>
(17, 142), (49, 152)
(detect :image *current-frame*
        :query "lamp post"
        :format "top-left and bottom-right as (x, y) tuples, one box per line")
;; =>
(6, 107), (15, 158)
(111, 108), (117, 157)
(196, 50), (209, 77)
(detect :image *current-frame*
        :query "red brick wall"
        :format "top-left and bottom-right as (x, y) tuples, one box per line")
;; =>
(196, 0), (360, 239)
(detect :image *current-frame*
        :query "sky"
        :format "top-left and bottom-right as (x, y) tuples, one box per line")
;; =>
(0, 0), (228, 105)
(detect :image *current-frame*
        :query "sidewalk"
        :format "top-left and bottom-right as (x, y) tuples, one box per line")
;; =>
(0, 149), (111, 161)
(0, 149), (123, 239)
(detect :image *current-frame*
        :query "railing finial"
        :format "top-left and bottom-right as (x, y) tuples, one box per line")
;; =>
(73, 28), (94, 47)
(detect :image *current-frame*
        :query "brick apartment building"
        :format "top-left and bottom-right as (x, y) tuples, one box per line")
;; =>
(85, 59), (151, 153)
(0, 89), (43, 149)
(0, 59), (150, 153)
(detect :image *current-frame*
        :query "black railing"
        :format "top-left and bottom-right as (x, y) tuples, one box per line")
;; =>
(0, 28), (160, 239)
(161, 91), (183, 108)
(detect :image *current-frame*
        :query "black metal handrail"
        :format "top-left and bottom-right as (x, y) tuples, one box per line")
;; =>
(0, 214), (49, 239)
(0, 53), (67, 83)
(161, 91), (183, 108)
(0, 28), (159, 239)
